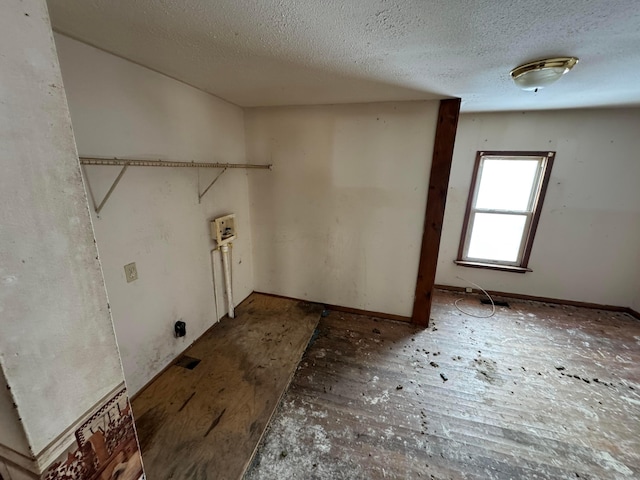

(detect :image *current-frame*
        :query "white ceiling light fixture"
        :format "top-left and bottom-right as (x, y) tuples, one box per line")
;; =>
(510, 57), (579, 92)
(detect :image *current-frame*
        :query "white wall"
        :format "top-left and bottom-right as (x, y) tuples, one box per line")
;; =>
(0, 0), (125, 459)
(246, 102), (438, 317)
(437, 108), (640, 309)
(54, 34), (255, 394)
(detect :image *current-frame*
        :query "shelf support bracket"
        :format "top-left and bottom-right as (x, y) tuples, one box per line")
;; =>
(198, 167), (227, 203)
(92, 161), (129, 215)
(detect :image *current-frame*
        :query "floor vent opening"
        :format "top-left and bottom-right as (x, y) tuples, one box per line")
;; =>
(175, 355), (201, 370)
(481, 299), (510, 307)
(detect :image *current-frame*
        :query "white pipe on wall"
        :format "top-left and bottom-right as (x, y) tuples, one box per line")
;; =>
(220, 244), (234, 318)
(210, 249), (220, 321)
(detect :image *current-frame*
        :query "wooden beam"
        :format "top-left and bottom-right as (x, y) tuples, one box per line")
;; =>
(411, 98), (461, 326)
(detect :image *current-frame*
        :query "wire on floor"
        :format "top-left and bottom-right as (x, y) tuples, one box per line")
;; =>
(454, 276), (496, 318)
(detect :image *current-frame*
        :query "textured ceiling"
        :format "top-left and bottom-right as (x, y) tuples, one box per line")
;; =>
(47, 0), (640, 111)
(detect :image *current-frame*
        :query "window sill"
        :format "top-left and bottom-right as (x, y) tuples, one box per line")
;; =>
(454, 260), (532, 274)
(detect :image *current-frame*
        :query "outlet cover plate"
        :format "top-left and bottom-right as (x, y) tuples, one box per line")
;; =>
(124, 262), (138, 283)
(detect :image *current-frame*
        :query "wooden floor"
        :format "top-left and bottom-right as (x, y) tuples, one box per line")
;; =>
(132, 293), (320, 480)
(245, 290), (640, 479)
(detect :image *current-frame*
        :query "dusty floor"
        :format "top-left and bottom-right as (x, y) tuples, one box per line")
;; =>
(245, 290), (640, 480)
(132, 293), (320, 480)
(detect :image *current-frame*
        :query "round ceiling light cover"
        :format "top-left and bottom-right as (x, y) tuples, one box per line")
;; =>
(510, 57), (579, 91)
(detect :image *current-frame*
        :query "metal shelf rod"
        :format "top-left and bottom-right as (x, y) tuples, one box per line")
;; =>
(80, 156), (271, 215)
(80, 156), (272, 169)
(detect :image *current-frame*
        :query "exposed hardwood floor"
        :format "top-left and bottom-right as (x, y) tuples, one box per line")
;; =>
(132, 293), (320, 480)
(245, 290), (640, 479)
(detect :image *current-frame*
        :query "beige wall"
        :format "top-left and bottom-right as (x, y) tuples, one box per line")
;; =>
(0, 0), (127, 466)
(437, 108), (640, 309)
(54, 34), (255, 394)
(245, 102), (438, 317)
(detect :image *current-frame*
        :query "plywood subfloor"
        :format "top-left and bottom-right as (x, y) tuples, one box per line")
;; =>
(245, 290), (640, 479)
(132, 293), (321, 480)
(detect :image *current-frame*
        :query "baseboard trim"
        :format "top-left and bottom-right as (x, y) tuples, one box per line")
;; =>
(626, 307), (640, 321)
(327, 304), (411, 323)
(254, 291), (412, 323)
(434, 284), (640, 320)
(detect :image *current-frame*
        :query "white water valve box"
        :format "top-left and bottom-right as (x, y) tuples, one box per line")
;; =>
(211, 214), (236, 246)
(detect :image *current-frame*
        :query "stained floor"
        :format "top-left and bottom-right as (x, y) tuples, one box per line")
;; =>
(132, 293), (320, 480)
(245, 290), (640, 479)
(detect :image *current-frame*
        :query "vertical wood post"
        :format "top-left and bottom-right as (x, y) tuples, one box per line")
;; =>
(411, 98), (461, 326)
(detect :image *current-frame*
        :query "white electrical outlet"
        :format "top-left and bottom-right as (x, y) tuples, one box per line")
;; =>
(465, 287), (473, 293)
(124, 262), (138, 283)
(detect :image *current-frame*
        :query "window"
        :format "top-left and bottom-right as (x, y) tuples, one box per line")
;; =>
(455, 151), (555, 273)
